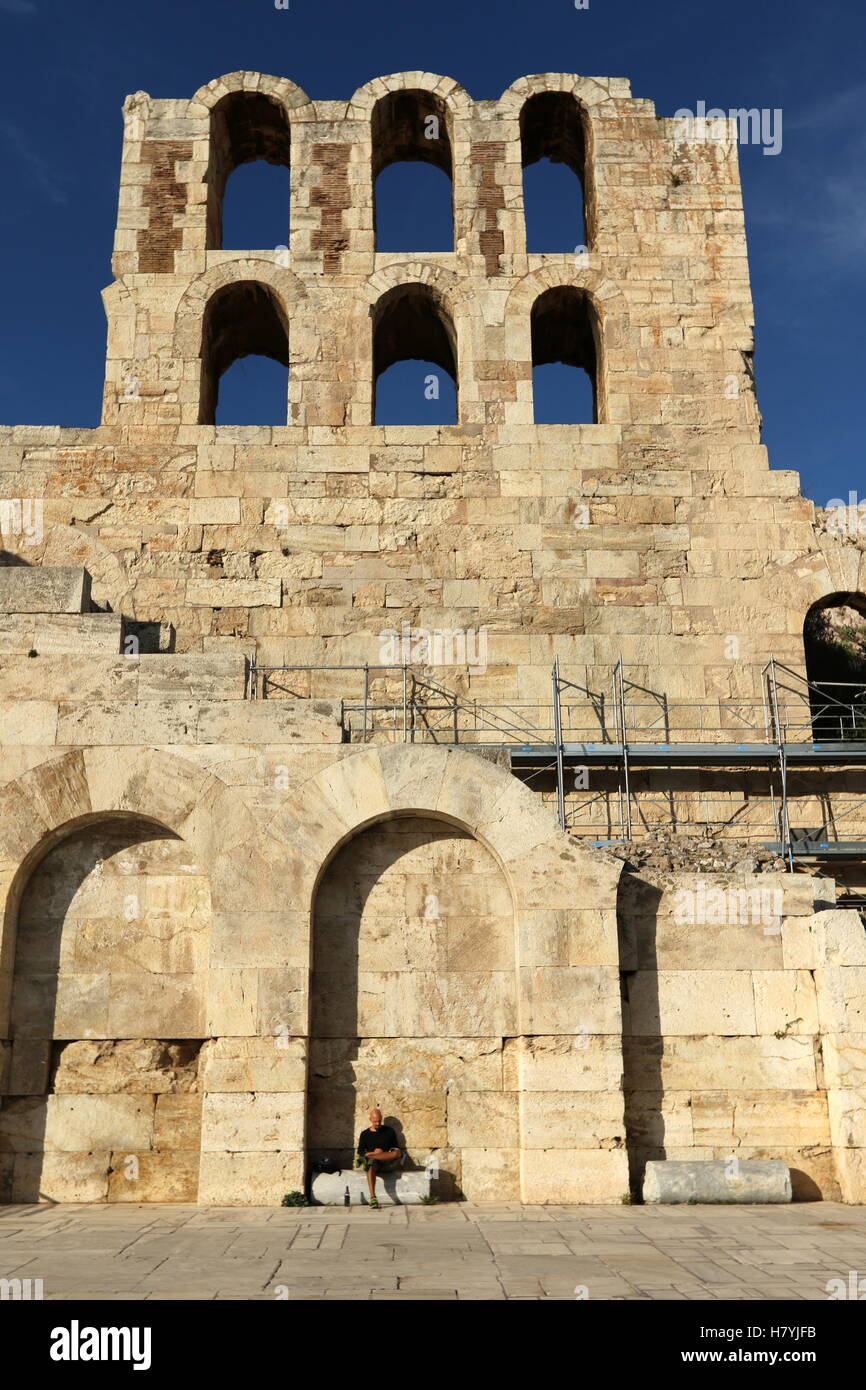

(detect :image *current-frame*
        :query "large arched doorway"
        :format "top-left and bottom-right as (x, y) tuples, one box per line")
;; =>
(803, 593), (866, 739)
(0, 816), (210, 1203)
(307, 813), (517, 1200)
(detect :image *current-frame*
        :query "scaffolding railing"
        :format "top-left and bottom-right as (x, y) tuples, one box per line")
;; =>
(244, 656), (866, 858)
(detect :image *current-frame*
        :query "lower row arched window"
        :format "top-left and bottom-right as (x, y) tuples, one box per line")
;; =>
(197, 280), (601, 425)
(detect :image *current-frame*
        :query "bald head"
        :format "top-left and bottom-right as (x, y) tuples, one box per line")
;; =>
(369, 1108), (382, 1126)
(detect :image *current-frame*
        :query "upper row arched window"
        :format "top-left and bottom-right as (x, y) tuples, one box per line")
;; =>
(197, 280), (599, 427)
(204, 89), (589, 255)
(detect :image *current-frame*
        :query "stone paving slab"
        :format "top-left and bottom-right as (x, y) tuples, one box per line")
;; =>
(1, 1202), (866, 1301)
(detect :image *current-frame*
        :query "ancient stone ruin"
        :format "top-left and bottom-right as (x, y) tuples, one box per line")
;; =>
(0, 71), (864, 1206)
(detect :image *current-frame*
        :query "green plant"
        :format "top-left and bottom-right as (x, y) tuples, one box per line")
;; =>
(774, 1017), (803, 1039)
(620, 1191), (633, 1205)
(418, 1194), (440, 1205)
(280, 1191), (307, 1207)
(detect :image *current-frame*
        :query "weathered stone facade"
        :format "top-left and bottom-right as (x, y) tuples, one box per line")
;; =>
(1, 71), (864, 1205)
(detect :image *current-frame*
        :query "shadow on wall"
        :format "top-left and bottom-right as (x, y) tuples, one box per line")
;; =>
(307, 816), (466, 1200)
(0, 819), (194, 1204)
(617, 870), (826, 1203)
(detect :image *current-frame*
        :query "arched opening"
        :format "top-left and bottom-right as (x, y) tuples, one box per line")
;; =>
(531, 285), (599, 423)
(307, 813), (517, 1201)
(206, 91), (291, 251)
(199, 280), (289, 425)
(0, 817), (210, 1203)
(520, 92), (588, 252)
(372, 90), (453, 251)
(803, 594), (866, 739)
(372, 284), (457, 425)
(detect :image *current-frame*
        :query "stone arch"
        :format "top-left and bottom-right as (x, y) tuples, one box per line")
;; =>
(188, 72), (313, 119)
(307, 809), (517, 1197)
(0, 749), (216, 1015)
(173, 260), (306, 365)
(371, 281), (459, 424)
(349, 72), (473, 123)
(268, 745), (627, 1202)
(498, 74), (626, 117)
(0, 749), (219, 1204)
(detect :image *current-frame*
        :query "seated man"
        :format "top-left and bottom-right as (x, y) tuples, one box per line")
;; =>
(356, 1107), (402, 1209)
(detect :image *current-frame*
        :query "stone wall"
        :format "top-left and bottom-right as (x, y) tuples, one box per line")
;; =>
(1, 70), (865, 1205)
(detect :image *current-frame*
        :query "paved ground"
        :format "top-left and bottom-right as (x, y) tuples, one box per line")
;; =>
(1, 1202), (866, 1300)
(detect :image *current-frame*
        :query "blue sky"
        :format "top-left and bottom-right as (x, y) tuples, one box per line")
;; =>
(0, 0), (863, 505)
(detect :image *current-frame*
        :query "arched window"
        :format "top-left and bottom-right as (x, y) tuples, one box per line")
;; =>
(207, 92), (291, 251)
(199, 281), (289, 425)
(520, 92), (588, 253)
(531, 286), (599, 423)
(372, 91), (453, 252)
(803, 594), (866, 739)
(372, 284), (457, 425)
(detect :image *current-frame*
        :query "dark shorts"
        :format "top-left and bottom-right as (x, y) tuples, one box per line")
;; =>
(364, 1152), (402, 1172)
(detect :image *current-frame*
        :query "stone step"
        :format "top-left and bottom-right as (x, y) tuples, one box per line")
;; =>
(311, 1169), (432, 1206)
(643, 1159), (792, 1204)
(0, 566), (91, 614)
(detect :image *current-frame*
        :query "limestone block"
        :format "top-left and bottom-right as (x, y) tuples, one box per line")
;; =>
(831, 1147), (866, 1205)
(752, 970), (819, 1035)
(519, 966), (622, 1035)
(107, 1149), (199, 1202)
(626, 970), (757, 1035)
(521, 1091), (626, 1149)
(201, 1037), (307, 1093)
(197, 1151), (305, 1204)
(52, 1040), (201, 1095)
(460, 1148), (521, 1201)
(201, 1092), (304, 1152)
(0, 1093), (153, 1153)
(11, 971), (110, 1039)
(107, 973), (204, 1038)
(643, 1158), (791, 1204)
(196, 700), (342, 745)
(520, 1148), (630, 1204)
(815, 967), (866, 1033)
(623, 1090), (696, 1149)
(57, 699), (199, 746)
(309, 1036), (503, 1095)
(690, 1091), (830, 1148)
(822, 1034), (866, 1089)
(153, 1094), (203, 1150)
(503, 1036), (623, 1092)
(8, 1150), (110, 1203)
(206, 969), (258, 1035)
(827, 1089), (866, 1150)
(8, 1039), (51, 1095)
(623, 1035), (818, 1091)
(137, 654), (247, 699)
(0, 566), (90, 614)
(210, 911), (309, 969)
(0, 701), (58, 745)
(186, 576), (281, 606)
(448, 1092), (518, 1148)
(256, 967), (308, 1038)
(814, 911), (866, 967)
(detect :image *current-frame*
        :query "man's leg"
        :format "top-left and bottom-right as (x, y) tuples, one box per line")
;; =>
(364, 1149), (401, 1202)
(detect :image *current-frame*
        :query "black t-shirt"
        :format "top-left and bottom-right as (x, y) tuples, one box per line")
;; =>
(357, 1125), (399, 1156)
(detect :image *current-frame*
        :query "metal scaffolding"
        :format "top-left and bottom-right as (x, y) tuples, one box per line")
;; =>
(245, 655), (866, 863)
